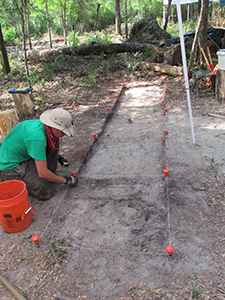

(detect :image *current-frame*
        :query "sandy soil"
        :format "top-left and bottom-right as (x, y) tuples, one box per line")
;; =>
(1, 71), (225, 300)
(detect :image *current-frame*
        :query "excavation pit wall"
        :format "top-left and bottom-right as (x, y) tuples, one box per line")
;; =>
(42, 86), (167, 254)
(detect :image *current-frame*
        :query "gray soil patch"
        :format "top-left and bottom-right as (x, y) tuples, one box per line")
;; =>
(1, 79), (225, 299)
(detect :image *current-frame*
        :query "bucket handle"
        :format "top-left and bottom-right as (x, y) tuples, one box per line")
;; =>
(0, 206), (37, 220)
(22, 207), (37, 220)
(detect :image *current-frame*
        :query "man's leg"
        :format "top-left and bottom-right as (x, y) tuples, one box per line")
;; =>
(1, 160), (53, 200)
(23, 159), (54, 200)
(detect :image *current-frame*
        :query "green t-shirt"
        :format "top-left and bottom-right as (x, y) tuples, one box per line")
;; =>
(0, 119), (47, 171)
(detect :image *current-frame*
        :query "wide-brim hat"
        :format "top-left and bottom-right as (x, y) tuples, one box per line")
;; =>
(40, 108), (75, 137)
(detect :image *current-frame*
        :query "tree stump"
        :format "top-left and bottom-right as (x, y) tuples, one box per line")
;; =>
(8, 88), (34, 116)
(216, 69), (225, 103)
(0, 109), (18, 139)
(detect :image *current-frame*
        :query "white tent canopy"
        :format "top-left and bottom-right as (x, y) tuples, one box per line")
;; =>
(163, 0), (219, 144)
(163, 0), (218, 4)
(174, 0), (196, 144)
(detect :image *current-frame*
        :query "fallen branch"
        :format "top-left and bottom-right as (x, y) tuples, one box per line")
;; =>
(0, 274), (27, 300)
(218, 288), (225, 294)
(208, 113), (225, 119)
(53, 295), (75, 300)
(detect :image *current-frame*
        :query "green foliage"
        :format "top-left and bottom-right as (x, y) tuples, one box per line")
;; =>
(38, 55), (79, 82)
(205, 155), (217, 164)
(187, 19), (197, 31)
(2, 27), (18, 45)
(79, 69), (98, 91)
(30, 14), (48, 38)
(142, 0), (163, 19)
(192, 287), (202, 299)
(0, 0), (167, 43)
(0, 0), (220, 48)
(68, 31), (80, 46)
(142, 49), (153, 58)
(163, 18), (196, 37)
(82, 31), (113, 45)
(164, 21), (180, 36)
(68, 30), (113, 47)
(91, 6), (115, 31)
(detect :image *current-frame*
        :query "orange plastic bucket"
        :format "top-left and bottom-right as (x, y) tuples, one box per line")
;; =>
(0, 180), (34, 233)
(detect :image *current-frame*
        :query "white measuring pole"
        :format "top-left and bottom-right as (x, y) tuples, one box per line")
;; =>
(176, 0), (196, 144)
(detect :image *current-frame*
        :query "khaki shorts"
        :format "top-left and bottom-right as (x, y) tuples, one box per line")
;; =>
(0, 148), (59, 200)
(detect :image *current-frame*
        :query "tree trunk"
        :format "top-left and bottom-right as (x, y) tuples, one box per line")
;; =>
(45, 0), (52, 48)
(163, 0), (172, 31)
(171, 5), (174, 23)
(60, 0), (67, 46)
(21, 1), (30, 83)
(198, 0), (201, 14)
(94, 3), (101, 31)
(209, 1), (212, 20)
(130, 2), (133, 28)
(198, 0), (209, 61)
(46, 42), (154, 58)
(115, 0), (121, 35)
(13, 0), (30, 84)
(0, 23), (10, 74)
(25, 0), (32, 50)
(163, 4), (166, 26)
(125, 0), (128, 39)
(188, 0), (209, 72)
(138, 0), (142, 19)
(186, 4), (190, 32)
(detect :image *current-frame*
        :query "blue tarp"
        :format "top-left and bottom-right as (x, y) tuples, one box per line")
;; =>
(220, 0), (225, 6)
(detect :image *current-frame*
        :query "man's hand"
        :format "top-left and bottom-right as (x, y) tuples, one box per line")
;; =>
(65, 176), (78, 186)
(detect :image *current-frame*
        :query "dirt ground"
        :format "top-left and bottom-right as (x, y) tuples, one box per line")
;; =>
(1, 55), (225, 300)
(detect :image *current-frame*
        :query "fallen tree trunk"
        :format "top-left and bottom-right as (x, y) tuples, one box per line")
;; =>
(26, 41), (185, 76)
(27, 40), (186, 66)
(39, 42), (154, 61)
